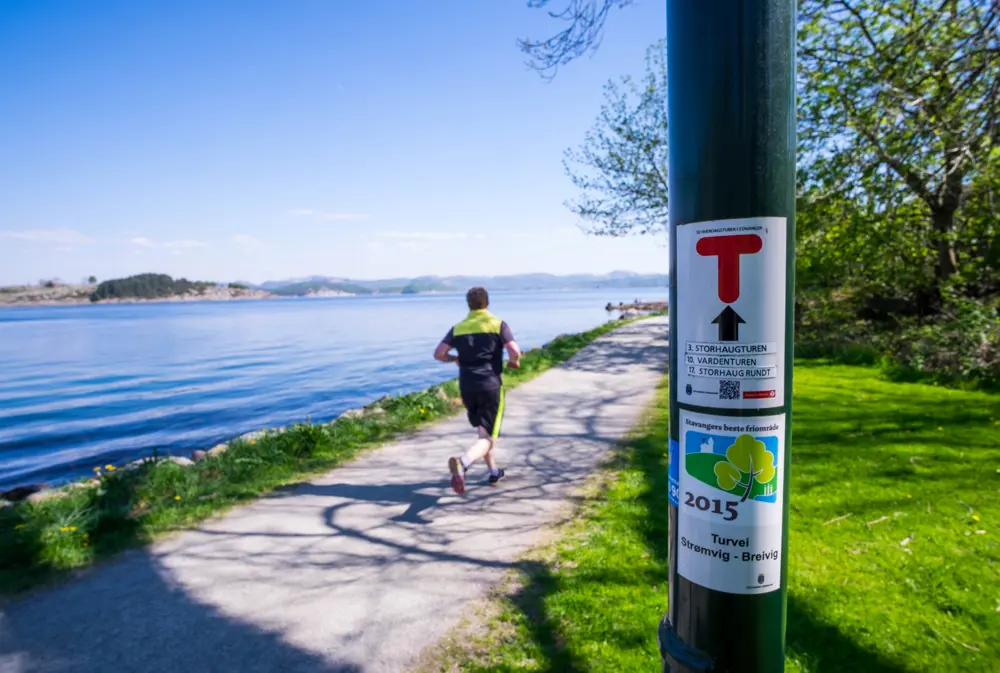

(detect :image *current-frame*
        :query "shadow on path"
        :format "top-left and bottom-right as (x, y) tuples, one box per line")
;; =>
(0, 551), (364, 673)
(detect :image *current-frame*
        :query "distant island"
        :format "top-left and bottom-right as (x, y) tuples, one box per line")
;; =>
(0, 271), (667, 307)
(0, 274), (270, 306)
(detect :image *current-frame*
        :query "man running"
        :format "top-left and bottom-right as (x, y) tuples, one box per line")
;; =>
(434, 286), (521, 495)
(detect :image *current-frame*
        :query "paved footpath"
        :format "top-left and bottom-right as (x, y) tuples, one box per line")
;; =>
(0, 318), (668, 673)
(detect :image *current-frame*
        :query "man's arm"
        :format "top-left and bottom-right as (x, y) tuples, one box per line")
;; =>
(501, 321), (521, 369)
(434, 328), (459, 364)
(434, 342), (459, 363)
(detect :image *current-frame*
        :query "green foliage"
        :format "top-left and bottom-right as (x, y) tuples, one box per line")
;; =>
(0, 318), (640, 595)
(227, 282), (249, 290)
(799, 0), (999, 293)
(883, 295), (1000, 389)
(565, 2), (999, 365)
(563, 40), (668, 236)
(428, 365), (1000, 672)
(87, 275), (97, 284)
(90, 273), (213, 302)
(798, 289), (1000, 391)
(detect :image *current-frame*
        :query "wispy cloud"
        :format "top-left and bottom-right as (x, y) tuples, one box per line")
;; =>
(377, 231), (468, 241)
(232, 234), (264, 251)
(398, 241), (430, 253)
(0, 228), (94, 245)
(128, 237), (208, 251)
(288, 208), (370, 222)
(162, 240), (208, 250)
(317, 212), (370, 222)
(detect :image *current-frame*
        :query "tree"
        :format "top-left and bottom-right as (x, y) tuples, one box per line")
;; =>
(518, 0), (635, 79)
(87, 275), (97, 284)
(563, 40), (668, 236)
(527, 0), (1000, 301)
(714, 435), (776, 502)
(799, 0), (1000, 290)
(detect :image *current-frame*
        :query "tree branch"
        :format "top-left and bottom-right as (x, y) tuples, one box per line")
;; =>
(518, 0), (634, 79)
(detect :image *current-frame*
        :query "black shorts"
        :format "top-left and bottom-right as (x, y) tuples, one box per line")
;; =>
(460, 386), (506, 438)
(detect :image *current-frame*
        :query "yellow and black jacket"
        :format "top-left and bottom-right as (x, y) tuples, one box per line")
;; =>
(442, 309), (515, 392)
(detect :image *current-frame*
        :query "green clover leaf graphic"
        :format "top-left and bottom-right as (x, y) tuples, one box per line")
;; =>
(712, 434), (776, 502)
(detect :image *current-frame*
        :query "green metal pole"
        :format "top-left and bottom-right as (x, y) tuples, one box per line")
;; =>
(659, 1), (796, 672)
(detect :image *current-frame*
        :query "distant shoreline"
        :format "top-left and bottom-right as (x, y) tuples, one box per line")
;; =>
(0, 286), (667, 308)
(0, 295), (279, 308)
(0, 287), (276, 308)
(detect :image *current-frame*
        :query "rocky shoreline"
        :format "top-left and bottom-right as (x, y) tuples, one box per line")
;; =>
(0, 393), (425, 506)
(0, 285), (273, 307)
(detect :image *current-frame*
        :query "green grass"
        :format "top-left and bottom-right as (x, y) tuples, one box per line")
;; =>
(427, 362), (1000, 673)
(0, 316), (644, 597)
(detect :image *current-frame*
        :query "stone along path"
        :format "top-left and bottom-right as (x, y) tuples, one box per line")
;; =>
(0, 317), (668, 673)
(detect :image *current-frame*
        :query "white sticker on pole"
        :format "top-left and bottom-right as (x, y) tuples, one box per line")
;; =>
(676, 410), (784, 595)
(676, 217), (787, 409)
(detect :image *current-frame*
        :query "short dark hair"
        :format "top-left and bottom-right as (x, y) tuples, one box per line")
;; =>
(466, 286), (489, 310)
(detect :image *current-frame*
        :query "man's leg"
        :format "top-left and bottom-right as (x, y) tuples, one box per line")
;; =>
(483, 387), (506, 485)
(449, 429), (493, 495)
(460, 427), (493, 468)
(483, 433), (498, 472)
(449, 388), (486, 495)
(448, 388), (504, 494)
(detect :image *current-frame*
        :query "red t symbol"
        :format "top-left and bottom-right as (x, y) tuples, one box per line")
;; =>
(695, 234), (762, 303)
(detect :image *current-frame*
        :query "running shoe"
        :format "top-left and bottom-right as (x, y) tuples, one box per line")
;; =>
(488, 468), (506, 486)
(448, 456), (467, 495)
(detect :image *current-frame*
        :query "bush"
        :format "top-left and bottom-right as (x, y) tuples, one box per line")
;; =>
(882, 296), (1000, 389)
(796, 288), (1000, 390)
(795, 289), (889, 364)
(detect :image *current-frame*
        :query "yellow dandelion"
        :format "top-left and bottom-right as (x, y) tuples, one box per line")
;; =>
(973, 514), (981, 522)
(93, 467), (101, 473)
(106, 465), (116, 472)
(420, 409), (425, 414)
(250, 439), (256, 445)
(69, 526), (77, 532)
(60, 526), (69, 532)
(938, 426), (943, 431)
(174, 495), (181, 501)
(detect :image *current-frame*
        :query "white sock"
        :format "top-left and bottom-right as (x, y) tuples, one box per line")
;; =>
(459, 457), (470, 469)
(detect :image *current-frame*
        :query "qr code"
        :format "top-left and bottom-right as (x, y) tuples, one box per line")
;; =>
(719, 380), (740, 400)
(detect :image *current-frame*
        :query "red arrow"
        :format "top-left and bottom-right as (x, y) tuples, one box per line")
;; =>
(696, 234), (762, 303)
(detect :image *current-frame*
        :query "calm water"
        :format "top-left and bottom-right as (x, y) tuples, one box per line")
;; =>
(0, 288), (665, 488)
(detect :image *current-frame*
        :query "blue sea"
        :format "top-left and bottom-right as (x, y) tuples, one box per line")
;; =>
(0, 288), (666, 489)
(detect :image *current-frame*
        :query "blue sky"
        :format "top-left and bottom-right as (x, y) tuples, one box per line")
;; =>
(0, 0), (667, 285)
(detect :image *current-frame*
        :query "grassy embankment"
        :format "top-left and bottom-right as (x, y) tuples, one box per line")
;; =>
(0, 316), (650, 597)
(424, 363), (1000, 673)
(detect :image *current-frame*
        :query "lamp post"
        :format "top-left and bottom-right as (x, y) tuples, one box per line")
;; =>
(659, 1), (796, 671)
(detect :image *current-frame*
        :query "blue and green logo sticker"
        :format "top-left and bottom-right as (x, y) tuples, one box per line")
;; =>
(684, 430), (778, 503)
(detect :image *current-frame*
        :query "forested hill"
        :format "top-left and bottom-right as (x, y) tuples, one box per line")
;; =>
(258, 272), (668, 296)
